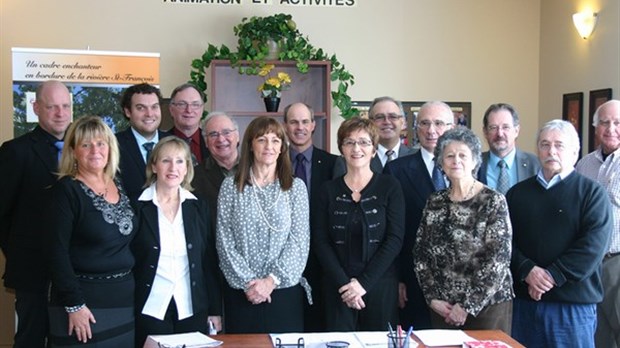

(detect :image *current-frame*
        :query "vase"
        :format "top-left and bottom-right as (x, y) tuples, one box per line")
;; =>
(264, 97), (281, 112)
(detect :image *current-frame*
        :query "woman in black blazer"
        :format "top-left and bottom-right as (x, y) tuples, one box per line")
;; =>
(132, 136), (222, 347)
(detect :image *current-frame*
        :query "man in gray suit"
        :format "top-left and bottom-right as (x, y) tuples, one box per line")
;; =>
(335, 96), (414, 176)
(478, 103), (539, 193)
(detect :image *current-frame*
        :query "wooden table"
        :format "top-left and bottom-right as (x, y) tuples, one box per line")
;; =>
(213, 330), (525, 347)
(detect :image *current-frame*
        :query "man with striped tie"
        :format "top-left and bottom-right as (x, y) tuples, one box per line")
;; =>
(478, 103), (539, 195)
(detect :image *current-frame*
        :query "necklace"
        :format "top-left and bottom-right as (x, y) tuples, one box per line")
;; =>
(344, 174), (371, 194)
(451, 180), (476, 202)
(250, 169), (274, 187)
(250, 173), (289, 232)
(77, 175), (109, 198)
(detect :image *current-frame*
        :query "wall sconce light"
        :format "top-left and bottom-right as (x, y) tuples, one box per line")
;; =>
(573, 11), (598, 39)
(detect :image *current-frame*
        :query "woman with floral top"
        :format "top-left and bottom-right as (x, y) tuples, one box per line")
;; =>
(414, 126), (514, 333)
(216, 117), (309, 333)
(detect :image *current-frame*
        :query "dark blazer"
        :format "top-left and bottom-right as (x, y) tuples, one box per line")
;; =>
(0, 126), (58, 290)
(478, 149), (540, 187)
(132, 196), (222, 318)
(334, 144), (415, 177)
(383, 150), (435, 328)
(308, 147), (338, 211)
(116, 128), (170, 201)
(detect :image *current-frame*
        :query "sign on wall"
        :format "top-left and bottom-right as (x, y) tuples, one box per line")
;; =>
(12, 47), (160, 137)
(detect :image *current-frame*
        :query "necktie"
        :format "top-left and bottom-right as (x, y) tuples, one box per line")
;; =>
(294, 153), (307, 186)
(432, 159), (446, 190)
(386, 149), (396, 162)
(143, 142), (155, 163)
(497, 159), (510, 194)
(54, 141), (64, 163)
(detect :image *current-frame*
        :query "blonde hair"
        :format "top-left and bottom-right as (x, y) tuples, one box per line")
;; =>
(58, 116), (119, 180)
(144, 136), (194, 190)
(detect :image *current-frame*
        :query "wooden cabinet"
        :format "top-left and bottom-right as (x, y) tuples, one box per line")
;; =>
(210, 60), (332, 151)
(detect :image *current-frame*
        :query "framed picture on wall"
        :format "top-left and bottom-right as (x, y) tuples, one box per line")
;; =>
(588, 88), (613, 152)
(562, 92), (584, 147)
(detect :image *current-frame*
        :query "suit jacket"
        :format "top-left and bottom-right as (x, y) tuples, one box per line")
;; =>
(0, 126), (58, 290)
(191, 156), (237, 228)
(116, 129), (170, 202)
(132, 197), (222, 317)
(478, 149), (540, 187)
(333, 144), (415, 177)
(308, 147), (338, 208)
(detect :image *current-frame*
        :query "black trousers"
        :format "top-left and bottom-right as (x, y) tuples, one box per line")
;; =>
(14, 288), (49, 348)
(223, 284), (304, 334)
(135, 298), (209, 348)
(323, 275), (399, 331)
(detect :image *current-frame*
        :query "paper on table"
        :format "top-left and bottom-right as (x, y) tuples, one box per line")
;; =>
(144, 331), (223, 348)
(270, 331), (418, 348)
(413, 329), (475, 347)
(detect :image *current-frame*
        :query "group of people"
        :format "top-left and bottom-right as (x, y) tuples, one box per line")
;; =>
(0, 80), (618, 348)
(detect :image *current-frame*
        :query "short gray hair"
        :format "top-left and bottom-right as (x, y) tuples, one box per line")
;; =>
(536, 119), (580, 152)
(200, 111), (238, 139)
(434, 126), (483, 175)
(592, 100), (620, 126)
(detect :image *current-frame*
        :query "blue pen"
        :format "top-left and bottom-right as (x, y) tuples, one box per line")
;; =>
(404, 326), (413, 348)
(387, 323), (397, 347)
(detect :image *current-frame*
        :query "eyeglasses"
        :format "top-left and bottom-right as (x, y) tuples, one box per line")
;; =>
(170, 101), (204, 110)
(417, 120), (452, 130)
(598, 120), (620, 129)
(206, 129), (237, 139)
(342, 138), (373, 148)
(486, 124), (514, 133)
(370, 113), (403, 122)
(538, 141), (567, 151)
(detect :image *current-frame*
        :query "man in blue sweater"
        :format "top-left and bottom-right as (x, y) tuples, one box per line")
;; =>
(506, 119), (612, 348)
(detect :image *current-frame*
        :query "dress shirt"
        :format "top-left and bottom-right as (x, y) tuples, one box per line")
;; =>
(138, 184), (197, 320)
(576, 148), (620, 254)
(172, 128), (202, 164)
(131, 127), (160, 163)
(536, 168), (575, 189)
(486, 149), (518, 190)
(289, 146), (313, 193)
(420, 147), (449, 188)
(376, 143), (402, 167)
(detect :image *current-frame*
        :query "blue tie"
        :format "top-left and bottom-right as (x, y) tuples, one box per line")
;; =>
(143, 142), (155, 163)
(295, 153), (307, 186)
(54, 141), (64, 163)
(497, 159), (510, 194)
(432, 160), (446, 190)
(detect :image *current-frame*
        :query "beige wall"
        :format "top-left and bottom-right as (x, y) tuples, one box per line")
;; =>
(539, 0), (620, 156)
(1, 0), (542, 151)
(0, 0), (617, 344)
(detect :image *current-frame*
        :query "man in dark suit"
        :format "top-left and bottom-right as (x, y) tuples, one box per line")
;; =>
(0, 80), (72, 348)
(335, 96), (414, 176)
(283, 102), (337, 331)
(478, 103), (539, 194)
(192, 111), (240, 224)
(383, 101), (455, 330)
(116, 83), (169, 201)
(168, 83), (209, 165)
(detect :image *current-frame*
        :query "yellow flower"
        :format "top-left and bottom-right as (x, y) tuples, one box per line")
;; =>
(257, 66), (292, 98)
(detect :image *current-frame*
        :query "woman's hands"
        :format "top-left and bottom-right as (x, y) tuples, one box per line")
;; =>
(208, 316), (222, 332)
(339, 278), (367, 310)
(430, 299), (468, 326)
(245, 277), (276, 305)
(68, 306), (96, 343)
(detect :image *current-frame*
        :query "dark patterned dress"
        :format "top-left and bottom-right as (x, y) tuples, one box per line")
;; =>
(414, 187), (514, 324)
(47, 176), (136, 347)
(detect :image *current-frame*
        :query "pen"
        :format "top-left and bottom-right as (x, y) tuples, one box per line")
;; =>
(388, 322), (397, 348)
(404, 326), (413, 348)
(397, 325), (403, 348)
(208, 320), (217, 335)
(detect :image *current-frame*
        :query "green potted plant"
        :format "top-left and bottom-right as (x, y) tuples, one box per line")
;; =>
(189, 13), (359, 118)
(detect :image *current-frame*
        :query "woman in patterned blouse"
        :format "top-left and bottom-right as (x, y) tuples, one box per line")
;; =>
(216, 117), (310, 333)
(414, 126), (514, 333)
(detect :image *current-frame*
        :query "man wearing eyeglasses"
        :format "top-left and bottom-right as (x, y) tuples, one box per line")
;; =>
(117, 83), (169, 201)
(383, 101), (455, 330)
(479, 103), (539, 195)
(575, 100), (620, 348)
(192, 112), (240, 225)
(334, 96), (414, 176)
(168, 83), (209, 165)
(282, 102), (337, 332)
